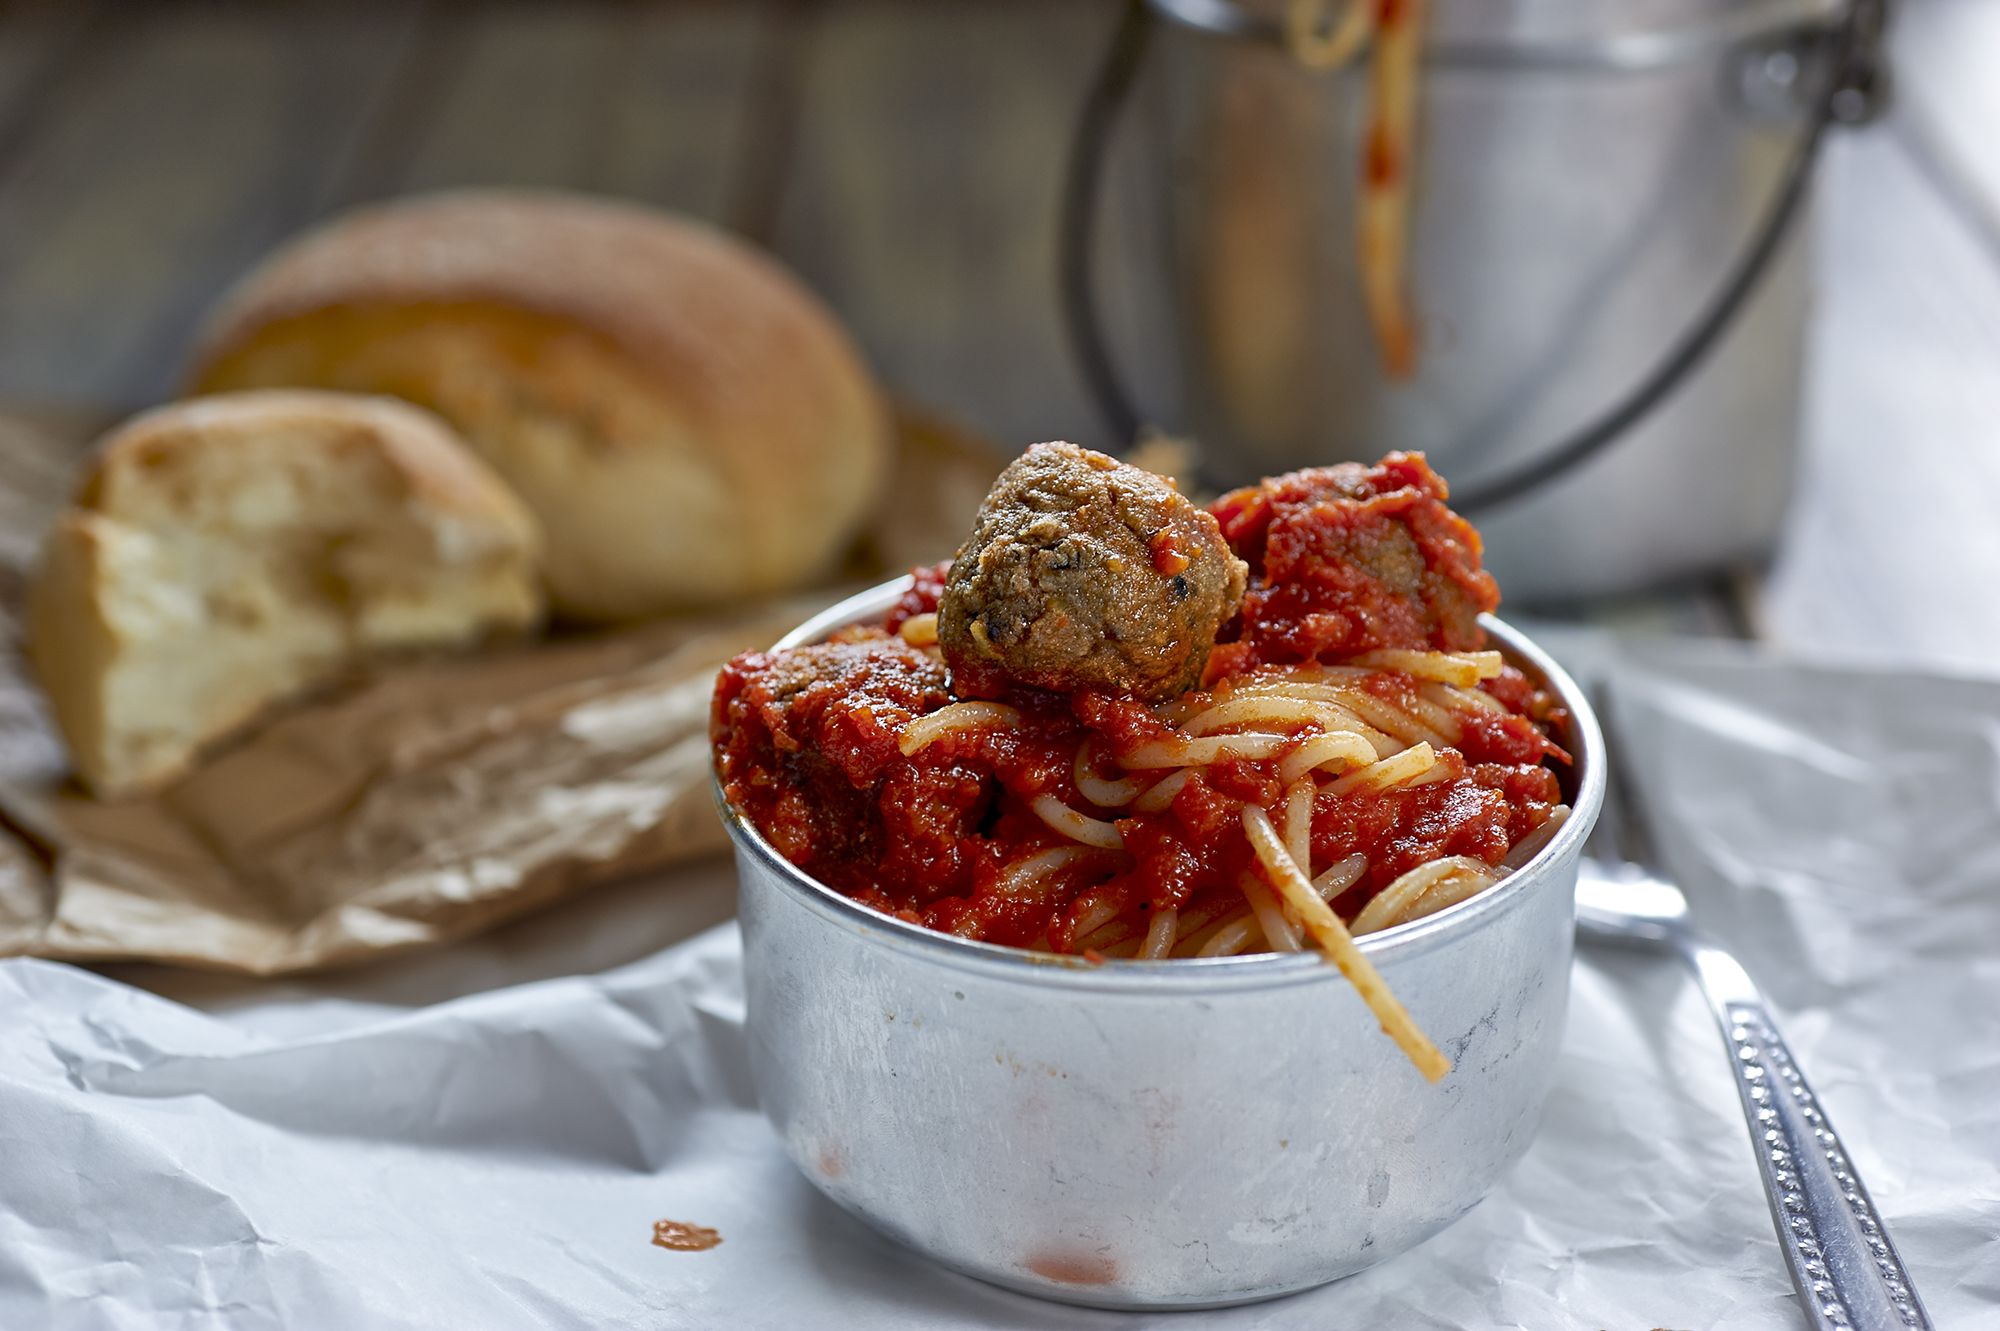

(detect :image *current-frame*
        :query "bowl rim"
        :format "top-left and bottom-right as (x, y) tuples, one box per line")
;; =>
(715, 576), (1605, 992)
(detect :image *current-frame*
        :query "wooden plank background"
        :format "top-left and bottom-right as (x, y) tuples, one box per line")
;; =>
(0, 0), (1993, 663)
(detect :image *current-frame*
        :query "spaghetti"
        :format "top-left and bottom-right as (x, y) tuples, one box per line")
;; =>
(714, 453), (1572, 1078)
(1284, 0), (1429, 378)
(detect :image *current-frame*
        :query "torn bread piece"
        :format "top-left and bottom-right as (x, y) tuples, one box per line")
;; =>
(28, 390), (543, 797)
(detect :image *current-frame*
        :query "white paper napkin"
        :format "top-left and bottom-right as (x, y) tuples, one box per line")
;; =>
(3, 640), (1996, 1330)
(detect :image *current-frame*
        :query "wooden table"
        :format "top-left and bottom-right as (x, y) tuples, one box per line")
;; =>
(1, 0), (1995, 664)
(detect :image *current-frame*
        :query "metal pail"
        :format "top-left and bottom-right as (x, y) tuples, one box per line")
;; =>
(1064, 0), (1888, 599)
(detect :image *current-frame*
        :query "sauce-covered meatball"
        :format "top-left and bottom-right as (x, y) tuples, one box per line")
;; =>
(939, 442), (1248, 700)
(1206, 452), (1499, 674)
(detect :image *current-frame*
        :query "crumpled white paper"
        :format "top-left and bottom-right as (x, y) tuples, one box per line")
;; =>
(2, 638), (1996, 1331)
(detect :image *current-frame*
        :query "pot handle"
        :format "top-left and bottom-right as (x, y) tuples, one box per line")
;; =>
(1057, 0), (1890, 515)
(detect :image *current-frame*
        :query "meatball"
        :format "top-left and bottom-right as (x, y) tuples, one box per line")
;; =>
(938, 442), (1248, 700)
(712, 636), (983, 893)
(713, 636), (950, 795)
(1207, 451), (1499, 668)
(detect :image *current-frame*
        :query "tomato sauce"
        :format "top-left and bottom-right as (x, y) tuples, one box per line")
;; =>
(651, 1220), (722, 1252)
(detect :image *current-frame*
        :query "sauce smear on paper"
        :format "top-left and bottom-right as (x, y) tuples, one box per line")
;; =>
(652, 1219), (723, 1252)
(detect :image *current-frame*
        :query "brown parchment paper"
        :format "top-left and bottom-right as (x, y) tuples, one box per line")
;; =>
(0, 407), (1000, 975)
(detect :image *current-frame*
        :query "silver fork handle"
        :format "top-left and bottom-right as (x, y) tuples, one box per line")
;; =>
(1683, 942), (1932, 1330)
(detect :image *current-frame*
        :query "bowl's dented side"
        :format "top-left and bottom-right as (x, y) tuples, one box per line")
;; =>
(724, 580), (1603, 1309)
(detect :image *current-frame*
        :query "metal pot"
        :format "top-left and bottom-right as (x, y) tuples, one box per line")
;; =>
(1063, 0), (1889, 600)
(718, 579), (1606, 1309)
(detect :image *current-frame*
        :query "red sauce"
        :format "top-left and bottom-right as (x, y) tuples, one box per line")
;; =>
(651, 1219), (722, 1252)
(1026, 1250), (1120, 1285)
(884, 561), (948, 632)
(712, 454), (1566, 953)
(1364, 122), (1399, 189)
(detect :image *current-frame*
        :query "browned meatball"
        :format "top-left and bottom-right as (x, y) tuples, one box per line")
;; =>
(938, 443), (1248, 700)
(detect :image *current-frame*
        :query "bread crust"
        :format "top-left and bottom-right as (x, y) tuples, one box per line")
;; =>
(76, 390), (538, 539)
(26, 511), (118, 790)
(189, 190), (892, 621)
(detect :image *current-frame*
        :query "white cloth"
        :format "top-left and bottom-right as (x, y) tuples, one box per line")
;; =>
(3, 640), (1996, 1330)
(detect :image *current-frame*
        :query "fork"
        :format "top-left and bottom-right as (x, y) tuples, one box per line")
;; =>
(1575, 685), (1931, 1331)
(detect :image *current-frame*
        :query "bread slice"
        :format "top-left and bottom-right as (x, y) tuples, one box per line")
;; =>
(28, 390), (544, 797)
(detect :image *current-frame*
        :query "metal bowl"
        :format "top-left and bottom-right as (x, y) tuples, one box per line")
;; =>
(718, 579), (1605, 1309)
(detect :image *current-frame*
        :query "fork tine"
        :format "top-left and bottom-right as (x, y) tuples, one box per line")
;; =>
(1582, 676), (1659, 869)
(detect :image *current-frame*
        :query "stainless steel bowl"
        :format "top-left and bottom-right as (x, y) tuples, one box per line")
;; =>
(718, 579), (1605, 1309)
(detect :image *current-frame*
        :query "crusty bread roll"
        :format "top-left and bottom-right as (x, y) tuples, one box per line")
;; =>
(187, 189), (892, 623)
(28, 391), (544, 797)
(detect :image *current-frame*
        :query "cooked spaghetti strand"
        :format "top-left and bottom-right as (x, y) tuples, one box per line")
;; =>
(1406, 866), (1496, 922)
(1327, 741), (1436, 794)
(1119, 733), (1292, 769)
(1196, 916), (1262, 957)
(899, 702), (1020, 756)
(1032, 794), (1124, 850)
(1239, 871), (1303, 953)
(1350, 649), (1503, 686)
(1074, 742), (1147, 809)
(1331, 687), (1452, 748)
(1242, 805), (1451, 1082)
(1068, 897), (1123, 945)
(994, 847), (1098, 897)
(1499, 805), (1570, 871)
(1278, 731), (1379, 784)
(1130, 769), (1193, 813)
(1182, 697), (1352, 737)
(1359, 0), (1426, 378)
(1169, 897), (1249, 956)
(1420, 679), (1507, 715)
(1313, 852), (1369, 900)
(1283, 779), (1316, 878)
(1140, 908), (1179, 960)
(1351, 855), (1493, 935)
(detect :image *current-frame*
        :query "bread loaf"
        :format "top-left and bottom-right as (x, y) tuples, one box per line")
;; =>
(188, 190), (892, 623)
(28, 391), (544, 797)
